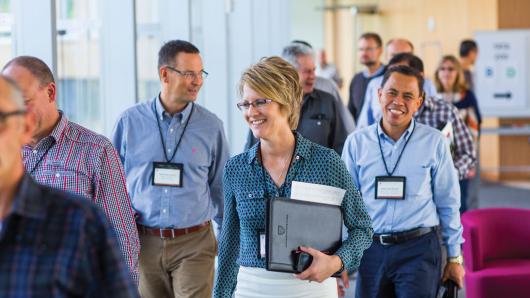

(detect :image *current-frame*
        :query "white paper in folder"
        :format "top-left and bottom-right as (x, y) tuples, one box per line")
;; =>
(290, 181), (346, 206)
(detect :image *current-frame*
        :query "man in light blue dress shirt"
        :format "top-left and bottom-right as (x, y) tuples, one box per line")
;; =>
(112, 40), (230, 298)
(342, 65), (464, 297)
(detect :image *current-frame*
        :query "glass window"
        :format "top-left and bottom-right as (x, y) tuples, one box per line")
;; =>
(0, 0), (13, 65)
(135, 0), (160, 102)
(56, 0), (103, 132)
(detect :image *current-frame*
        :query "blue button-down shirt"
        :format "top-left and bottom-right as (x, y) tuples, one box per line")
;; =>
(111, 96), (230, 229)
(342, 120), (464, 257)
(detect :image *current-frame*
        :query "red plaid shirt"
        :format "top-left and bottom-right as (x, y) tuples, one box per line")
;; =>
(22, 113), (139, 283)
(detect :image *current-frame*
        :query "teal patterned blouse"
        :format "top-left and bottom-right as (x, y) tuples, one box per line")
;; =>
(214, 133), (373, 297)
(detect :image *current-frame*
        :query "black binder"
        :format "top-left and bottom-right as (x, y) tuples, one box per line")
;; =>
(266, 198), (343, 277)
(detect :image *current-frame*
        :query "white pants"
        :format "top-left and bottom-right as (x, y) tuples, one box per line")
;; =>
(234, 266), (338, 298)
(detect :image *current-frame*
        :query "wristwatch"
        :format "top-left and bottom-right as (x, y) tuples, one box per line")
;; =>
(447, 255), (464, 265)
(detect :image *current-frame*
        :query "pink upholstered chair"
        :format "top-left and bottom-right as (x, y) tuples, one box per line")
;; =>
(462, 208), (530, 298)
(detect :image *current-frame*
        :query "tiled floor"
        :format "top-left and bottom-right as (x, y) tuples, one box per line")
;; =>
(343, 179), (530, 298)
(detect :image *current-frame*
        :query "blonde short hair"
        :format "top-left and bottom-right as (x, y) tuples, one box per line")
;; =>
(239, 56), (303, 130)
(434, 55), (468, 93)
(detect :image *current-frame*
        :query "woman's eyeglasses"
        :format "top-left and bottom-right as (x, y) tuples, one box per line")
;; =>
(438, 67), (456, 72)
(236, 99), (273, 111)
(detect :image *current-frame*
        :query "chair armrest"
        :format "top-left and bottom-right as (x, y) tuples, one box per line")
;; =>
(463, 221), (483, 272)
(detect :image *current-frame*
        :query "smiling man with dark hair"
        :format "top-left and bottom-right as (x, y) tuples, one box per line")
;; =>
(342, 66), (464, 298)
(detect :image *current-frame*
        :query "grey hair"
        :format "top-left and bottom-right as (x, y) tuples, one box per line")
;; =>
(0, 74), (25, 109)
(281, 43), (315, 68)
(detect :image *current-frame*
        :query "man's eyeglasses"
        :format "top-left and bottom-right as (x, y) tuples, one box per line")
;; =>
(0, 110), (25, 129)
(236, 99), (273, 111)
(165, 65), (208, 80)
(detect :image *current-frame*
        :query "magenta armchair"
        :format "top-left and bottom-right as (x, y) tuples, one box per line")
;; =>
(462, 208), (530, 298)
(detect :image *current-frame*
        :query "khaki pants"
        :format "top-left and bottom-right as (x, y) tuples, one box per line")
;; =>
(139, 223), (217, 298)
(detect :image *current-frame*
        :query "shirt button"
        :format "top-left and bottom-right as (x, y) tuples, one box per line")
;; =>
(167, 148), (171, 152)
(295, 155), (300, 160)
(55, 173), (60, 178)
(317, 121), (322, 126)
(248, 194), (253, 198)
(32, 150), (38, 154)
(164, 189), (168, 193)
(170, 128), (174, 133)
(162, 209), (167, 213)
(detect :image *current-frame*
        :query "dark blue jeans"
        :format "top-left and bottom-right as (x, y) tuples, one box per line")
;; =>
(355, 231), (441, 298)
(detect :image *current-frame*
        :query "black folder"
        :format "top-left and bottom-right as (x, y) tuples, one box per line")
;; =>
(266, 198), (343, 277)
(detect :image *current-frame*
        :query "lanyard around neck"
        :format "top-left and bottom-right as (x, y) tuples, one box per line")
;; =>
(376, 121), (416, 176)
(154, 102), (194, 163)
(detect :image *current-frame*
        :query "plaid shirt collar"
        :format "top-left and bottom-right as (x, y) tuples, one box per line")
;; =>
(247, 132), (312, 165)
(25, 111), (68, 151)
(416, 96), (435, 116)
(11, 174), (47, 220)
(48, 111), (69, 142)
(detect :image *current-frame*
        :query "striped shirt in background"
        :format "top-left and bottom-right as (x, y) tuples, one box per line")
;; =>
(22, 113), (140, 283)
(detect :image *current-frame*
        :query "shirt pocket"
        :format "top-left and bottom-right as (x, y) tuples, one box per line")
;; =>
(236, 189), (266, 223)
(41, 164), (93, 198)
(406, 165), (432, 198)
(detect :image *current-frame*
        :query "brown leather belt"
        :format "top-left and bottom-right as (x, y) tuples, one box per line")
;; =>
(138, 221), (210, 239)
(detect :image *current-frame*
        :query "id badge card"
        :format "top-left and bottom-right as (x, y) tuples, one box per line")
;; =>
(375, 176), (406, 200)
(259, 231), (266, 259)
(152, 162), (183, 187)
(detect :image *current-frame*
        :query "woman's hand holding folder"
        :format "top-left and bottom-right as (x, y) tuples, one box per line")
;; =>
(294, 246), (343, 283)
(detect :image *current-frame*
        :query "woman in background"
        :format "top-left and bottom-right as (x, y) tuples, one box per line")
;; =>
(435, 55), (482, 213)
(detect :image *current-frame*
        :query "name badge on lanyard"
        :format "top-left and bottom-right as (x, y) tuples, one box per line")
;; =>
(152, 162), (183, 187)
(375, 122), (416, 201)
(375, 176), (406, 200)
(153, 101), (194, 188)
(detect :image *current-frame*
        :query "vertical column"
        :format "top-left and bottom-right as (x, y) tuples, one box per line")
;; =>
(159, 0), (190, 42)
(13, 0), (57, 75)
(99, 0), (137, 135)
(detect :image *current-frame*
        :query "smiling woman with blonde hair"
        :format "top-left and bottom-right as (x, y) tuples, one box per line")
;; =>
(435, 54), (482, 213)
(213, 56), (373, 298)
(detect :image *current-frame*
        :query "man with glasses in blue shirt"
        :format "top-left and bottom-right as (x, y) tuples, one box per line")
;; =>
(112, 40), (230, 298)
(342, 66), (464, 297)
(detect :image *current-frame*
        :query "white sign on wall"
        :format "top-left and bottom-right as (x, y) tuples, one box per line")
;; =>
(475, 30), (530, 117)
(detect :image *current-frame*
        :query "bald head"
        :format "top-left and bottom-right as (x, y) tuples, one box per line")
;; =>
(2, 56), (55, 87)
(2, 56), (59, 144)
(386, 38), (414, 61)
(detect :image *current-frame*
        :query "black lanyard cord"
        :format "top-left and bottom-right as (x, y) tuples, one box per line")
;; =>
(154, 102), (194, 163)
(28, 141), (55, 175)
(377, 121), (416, 176)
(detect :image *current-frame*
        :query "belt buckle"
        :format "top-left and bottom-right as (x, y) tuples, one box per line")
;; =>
(378, 234), (392, 245)
(159, 228), (175, 239)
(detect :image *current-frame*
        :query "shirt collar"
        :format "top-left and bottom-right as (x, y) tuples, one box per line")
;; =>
(416, 95), (434, 115)
(363, 64), (385, 78)
(246, 132), (311, 164)
(154, 94), (193, 124)
(377, 118), (416, 142)
(11, 174), (47, 220)
(48, 111), (68, 142)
